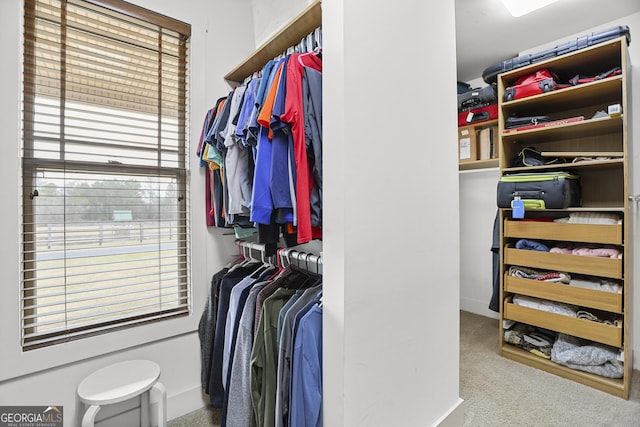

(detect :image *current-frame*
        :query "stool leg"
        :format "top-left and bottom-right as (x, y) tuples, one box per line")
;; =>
(81, 405), (101, 427)
(151, 382), (167, 427)
(141, 390), (150, 427)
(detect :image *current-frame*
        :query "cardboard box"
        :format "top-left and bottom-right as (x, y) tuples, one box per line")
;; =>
(478, 126), (499, 160)
(478, 127), (491, 160)
(458, 126), (477, 162)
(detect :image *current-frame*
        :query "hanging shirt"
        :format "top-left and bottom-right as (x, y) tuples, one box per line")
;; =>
(235, 78), (260, 147)
(251, 59), (286, 225)
(247, 60), (278, 148)
(251, 286), (298, 427)
(274, 284), (322, 427)
(224, 85), (253, 217)
(208, 262), (262, 408)
(280, 53), (322, 243)
(223, 281), (268, 427)
(302, 67), (323, 228)
(270, 57), (295, 224)
(289, 303), (323, 427)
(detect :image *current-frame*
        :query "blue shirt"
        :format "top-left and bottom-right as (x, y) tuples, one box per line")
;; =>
(250, 58), (287, 225)
(289, 303), (322, 427)
(270, 56), (294, 223)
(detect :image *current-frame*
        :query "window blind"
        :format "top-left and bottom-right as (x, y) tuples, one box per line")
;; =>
(22, 0), (191, 350)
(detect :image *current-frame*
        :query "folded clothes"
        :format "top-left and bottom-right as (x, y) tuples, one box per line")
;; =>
(576, 309), (620, 326)
(551, 333), (623, 378)
(572, 247), (621, 259)
(515, 239), (550, 252)
(504, 323), (556, 359)
(512, 294), (577, 317)
(550, 246), (573, 254)
(508, 266), (571, 283)
(550, 244), (621, 259)
(569, 278), (620, 293)
(565, 212), (621, 225)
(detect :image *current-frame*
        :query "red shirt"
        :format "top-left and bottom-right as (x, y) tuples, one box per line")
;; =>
(280, 53), (322, 243)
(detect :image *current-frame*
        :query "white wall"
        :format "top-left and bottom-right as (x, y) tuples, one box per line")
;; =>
(250, 0), (314, 47)
(323, 1), (463, 426)
(459, 168), (500, 319)
(458, 12), (640, 368)
(0, 1), (253, 425)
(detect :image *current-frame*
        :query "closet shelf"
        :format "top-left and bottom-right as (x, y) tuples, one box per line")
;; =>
(500, 116), (623, 144)
(504, 247), (623, 279)
(458, 158), (498, 171)
(504, 220), (622, 245)
(504, 275), (623, 313)
(224, 0), (321, 84)
(502, 158), (623, 174)
(501, 76), (622, 113)
(503, 296), (622, 347)
(500, 345), (626, 398)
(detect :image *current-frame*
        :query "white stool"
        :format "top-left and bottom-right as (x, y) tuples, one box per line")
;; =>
(77, 360), (167, 427)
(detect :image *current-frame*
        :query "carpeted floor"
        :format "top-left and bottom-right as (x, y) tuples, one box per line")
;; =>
(459, 310), (640, 426)
(169, 310), (640, 426)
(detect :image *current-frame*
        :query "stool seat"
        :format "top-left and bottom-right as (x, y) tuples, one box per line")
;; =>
(77, 360), (166, 427)
(78, 360), (160, 405)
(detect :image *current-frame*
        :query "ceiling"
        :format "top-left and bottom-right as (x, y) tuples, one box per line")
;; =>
(455, 0), (640, 83)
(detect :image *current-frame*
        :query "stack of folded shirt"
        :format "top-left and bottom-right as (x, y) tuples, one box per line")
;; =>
(551, 333), (623, 378)
(509, 266), (570, 283)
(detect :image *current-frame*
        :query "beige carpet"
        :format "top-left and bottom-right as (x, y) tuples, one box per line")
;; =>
(169, 310), (640, 426)
(460, 310), (640, 426)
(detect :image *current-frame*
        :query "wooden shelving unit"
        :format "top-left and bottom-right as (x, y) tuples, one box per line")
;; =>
(497, 37), (632, 398)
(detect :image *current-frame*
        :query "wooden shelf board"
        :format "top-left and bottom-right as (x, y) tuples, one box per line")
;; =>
(459, 158), (499, 171)
(501, 76), (622, 112)
(503, 158), (623, 173)
(503, 220), (622, 245)
(504, 299), (622, 347)
(500, 115), (623, 144)
(504, 275), (623, 313)
(224, 0), (321, 84)
(504, 247), (622, 279)
(502, 206), (626, 212)
(540, 152), (623, 158)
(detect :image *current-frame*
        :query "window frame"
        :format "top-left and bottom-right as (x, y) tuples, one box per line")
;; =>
(20, 0), (193, 350)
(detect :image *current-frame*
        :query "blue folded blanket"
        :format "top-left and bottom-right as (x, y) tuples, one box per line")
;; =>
(515, 238), (550, 252)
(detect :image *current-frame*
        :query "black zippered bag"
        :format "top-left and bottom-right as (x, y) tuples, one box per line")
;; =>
(458, 85), (497, 112)
(505, 116), (552, 129)
(482, 26), (630, 85)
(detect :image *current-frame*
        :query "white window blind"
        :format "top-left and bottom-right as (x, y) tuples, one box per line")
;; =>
(22, 0), (191, 350)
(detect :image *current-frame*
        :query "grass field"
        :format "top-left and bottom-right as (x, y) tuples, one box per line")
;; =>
(23, 221), (188, 336)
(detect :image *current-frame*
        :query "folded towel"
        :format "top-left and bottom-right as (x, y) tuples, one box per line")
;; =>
(508, 266), (571, 283)
(512, 294), (577, 317)
(572, 247), (621, 259)
(569, 278), (620, 293)
(515, 239), (550, 252)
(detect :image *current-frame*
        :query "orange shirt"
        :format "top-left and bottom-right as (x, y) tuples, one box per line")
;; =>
(257, 62), (284, 140)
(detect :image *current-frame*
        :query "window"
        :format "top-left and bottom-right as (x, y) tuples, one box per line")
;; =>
(22, 0), (191, 350)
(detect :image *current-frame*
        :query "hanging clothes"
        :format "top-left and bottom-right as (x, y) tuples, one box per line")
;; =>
(197, 44), (323, 249)
(199, 245), (323, 427)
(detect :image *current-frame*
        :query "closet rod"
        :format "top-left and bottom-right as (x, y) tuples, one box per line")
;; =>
(236, 240), (271, 263)
(236, 240), (322, 274)
(281, 248), (323, 275)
